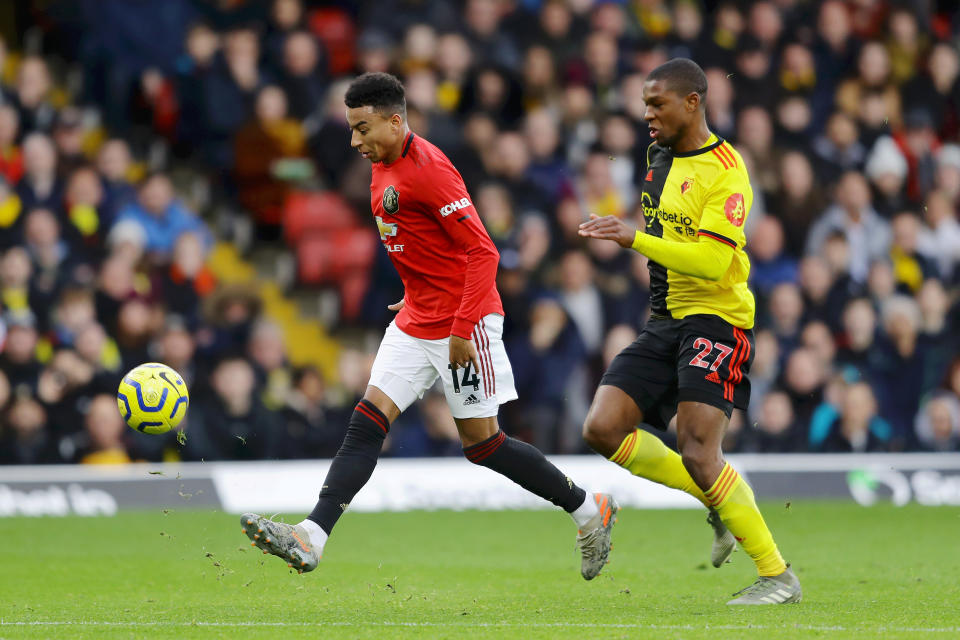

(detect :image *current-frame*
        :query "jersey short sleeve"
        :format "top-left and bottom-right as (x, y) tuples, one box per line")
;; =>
(698, 167), (753, 250)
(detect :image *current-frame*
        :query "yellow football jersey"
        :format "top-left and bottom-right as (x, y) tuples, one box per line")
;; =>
(639, 133), (755, 329)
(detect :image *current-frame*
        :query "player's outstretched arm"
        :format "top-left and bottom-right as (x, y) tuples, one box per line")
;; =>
(578, 214), (733, 281)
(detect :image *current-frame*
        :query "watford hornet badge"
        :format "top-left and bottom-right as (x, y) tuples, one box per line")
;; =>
(382, 185), (399, 214)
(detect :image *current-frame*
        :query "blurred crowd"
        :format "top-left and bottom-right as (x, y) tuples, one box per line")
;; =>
(1, 0), (959, 466)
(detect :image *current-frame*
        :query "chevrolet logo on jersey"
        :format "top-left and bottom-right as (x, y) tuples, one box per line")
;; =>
(376, 216), (398, 240)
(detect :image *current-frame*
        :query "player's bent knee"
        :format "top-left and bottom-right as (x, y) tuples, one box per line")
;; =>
(679, 441), (719, 483)
(582, 411), (620, 455)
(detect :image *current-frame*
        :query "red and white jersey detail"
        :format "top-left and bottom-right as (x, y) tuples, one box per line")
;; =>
(369, 133), (503, 339)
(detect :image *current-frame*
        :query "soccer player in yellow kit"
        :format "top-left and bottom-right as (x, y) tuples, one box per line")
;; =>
(578, 58), (801, 605)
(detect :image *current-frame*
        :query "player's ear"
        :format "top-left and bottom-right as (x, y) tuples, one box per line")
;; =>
(686, 91), (701, 113)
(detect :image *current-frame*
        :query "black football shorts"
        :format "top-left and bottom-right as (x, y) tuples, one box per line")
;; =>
(600, 313), (755, 430)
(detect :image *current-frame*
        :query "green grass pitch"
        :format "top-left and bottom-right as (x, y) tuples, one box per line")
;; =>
(1, 502), (959, 639)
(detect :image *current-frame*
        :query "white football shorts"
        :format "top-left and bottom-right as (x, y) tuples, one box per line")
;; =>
(368, 313), (518, 419)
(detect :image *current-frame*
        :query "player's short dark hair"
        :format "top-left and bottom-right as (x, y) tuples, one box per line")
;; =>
(646, 58), (708, 103)
(345, 72), (406, 120)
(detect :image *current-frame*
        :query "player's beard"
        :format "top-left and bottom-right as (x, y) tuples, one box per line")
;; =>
(656, 125), (684, 150)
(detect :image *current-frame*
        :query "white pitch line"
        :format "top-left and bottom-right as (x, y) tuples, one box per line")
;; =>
(1, 621), (959, 633)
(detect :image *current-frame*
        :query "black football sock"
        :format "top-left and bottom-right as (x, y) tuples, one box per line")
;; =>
(463, 430), (587, 512)
(307, 399), (389, 534)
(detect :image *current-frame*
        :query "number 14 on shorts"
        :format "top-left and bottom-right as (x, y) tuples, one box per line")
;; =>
(448, 363), (481, 394)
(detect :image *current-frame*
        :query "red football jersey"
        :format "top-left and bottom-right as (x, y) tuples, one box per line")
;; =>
(369, 132), (503, 340)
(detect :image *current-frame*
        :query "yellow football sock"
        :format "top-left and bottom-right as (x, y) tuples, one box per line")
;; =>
(609, 429), (710, 507)
(705, 462), (786, 577)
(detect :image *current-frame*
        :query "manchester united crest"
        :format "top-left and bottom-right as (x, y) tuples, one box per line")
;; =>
(382, 185), (399, 215)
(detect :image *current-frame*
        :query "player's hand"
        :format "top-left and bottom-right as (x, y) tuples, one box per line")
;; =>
(449, 335), (481, 373)
(387, 299), (405, 312)
(578, 213), (636, 248)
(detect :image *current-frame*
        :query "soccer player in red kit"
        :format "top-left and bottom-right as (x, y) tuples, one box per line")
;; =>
(241, 72), (617, 580)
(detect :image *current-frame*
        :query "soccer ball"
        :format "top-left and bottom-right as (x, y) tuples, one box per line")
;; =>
(117, 363), (189, 434)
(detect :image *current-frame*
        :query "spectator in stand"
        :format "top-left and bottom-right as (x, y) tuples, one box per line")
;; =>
(14, 56), (56, 134)
(914, 392), (960, 452)
(113, 172), (210, 258)
(812, 111), (867, 181)
(153, 317), (198, 388)
(836, 41), (901, 132)
(174, 22), (221, 158)
(307, 77), (357, 185)
(0, 247), (32, 315)
(735, 106), (777, 196)
(919, 190), (960, 280)
(873, 295), (929, 446)
(889, 212), (936, 293)
(96, 138), (137, 216)
(234, 85), (307, 230)
(806, 171), (891, 283)
(264, 0), (307, 73)
(897, 109), (940, 204)
(903, 43), (960, 142)
(404, 70), (459, 152)
(523, 108), (573, 203)
(797, 256), (845, 331)
(815, 381), (892, 453)
(0, 176), (23, 249)
(780, 346), (827, 435)
(0, 393), (56, 464)
(17, 133), (63, 214)
(247, 319), (291, 411)
(558, 250), (604, 360)
(23, 208), (83, 324)
(864, 136), (909, 219)
(77, 393), (132, 464)
(748, 216), (798, 300)
(0, 105), (23, 185)
(183, 354), (282, 461)
(489, 131), (550, 216)
(278, 30), (326, 121)
(800, 321), (837, 371)
(52, 108), (88, 179)
(704, 67), (736, 141)
(74, 321), (122, 389)
(0, 311), (41, 392)
(766, 282), (805, 359)
(50, 287), (98, 349)
(595, 113), (638, 208)
(750, 389), (805, 453)
(473, 182), (515, 249)
(64, 166), (111, 254)
(836, 298), (881, 377)
(157, 231), (216, 323)
(505, 297), (586, 452)
(768, 151), (826, 258)
(934, 145), (960, 208)
(917, 279), (955, 391)
(201, 26), (266, 170)
(36, 348), (97, 439)
(463, 0), (521, 72)
(94, 248), (140, 336)
(280, 365), (347, 459)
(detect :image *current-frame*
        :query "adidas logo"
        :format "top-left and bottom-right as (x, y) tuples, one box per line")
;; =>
(463, 394), (480, 406)
(705, 371), (722, 384)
